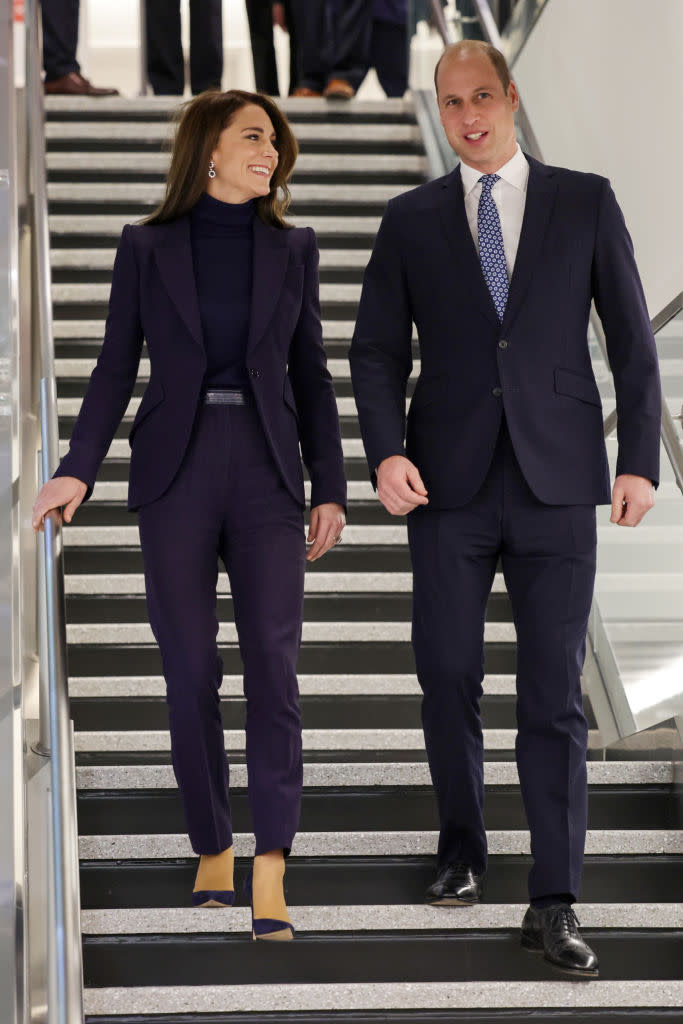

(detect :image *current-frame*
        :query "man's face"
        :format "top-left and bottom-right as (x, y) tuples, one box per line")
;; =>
(437, 52), (519, 173)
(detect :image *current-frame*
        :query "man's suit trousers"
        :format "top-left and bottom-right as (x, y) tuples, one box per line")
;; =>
(137, 401), (306, 856)
(407, 420), (596, 901)
(145, 0), (223, 95)
(40, 0), (80, 81)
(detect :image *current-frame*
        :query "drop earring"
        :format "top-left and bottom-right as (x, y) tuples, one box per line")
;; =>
(208, 160), (216, 179)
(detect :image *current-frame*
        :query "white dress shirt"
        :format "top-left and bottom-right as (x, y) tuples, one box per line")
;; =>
(460, 144), (530, 280)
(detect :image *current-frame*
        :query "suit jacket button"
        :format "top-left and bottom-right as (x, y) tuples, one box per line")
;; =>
(249, 368), (260, 378)
(492, 387), (503, 397)
(498, 340), (509, 349)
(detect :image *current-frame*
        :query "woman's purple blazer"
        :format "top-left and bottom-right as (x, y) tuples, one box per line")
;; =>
(54, 213), (347, 512)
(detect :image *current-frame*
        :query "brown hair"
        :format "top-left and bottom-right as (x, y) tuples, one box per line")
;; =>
(434, 40), (512, 98)
(143, 89), (299, 228)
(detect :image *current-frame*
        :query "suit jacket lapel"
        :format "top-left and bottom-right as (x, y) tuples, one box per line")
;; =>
(153, 216), (204, 351)
(247, 216), (291, 356)
(438, 165), (500, 327)
(502, 155), (558, 330)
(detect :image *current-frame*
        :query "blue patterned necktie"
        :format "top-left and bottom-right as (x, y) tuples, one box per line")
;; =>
(477, 173), (508, 322)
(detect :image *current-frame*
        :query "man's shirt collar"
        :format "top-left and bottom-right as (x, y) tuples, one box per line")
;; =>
(460, 144), (529, 197)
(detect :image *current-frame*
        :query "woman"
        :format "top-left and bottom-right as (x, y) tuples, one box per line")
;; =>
(33, 90), (347, 941)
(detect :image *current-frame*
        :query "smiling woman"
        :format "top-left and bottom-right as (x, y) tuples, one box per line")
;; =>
(34, 86), (347, 948)
(143, 89), (299, 228)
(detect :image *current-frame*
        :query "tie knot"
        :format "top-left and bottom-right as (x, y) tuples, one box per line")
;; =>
(478, 173), (500, 193)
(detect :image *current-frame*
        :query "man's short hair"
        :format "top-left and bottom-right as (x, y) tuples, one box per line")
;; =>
(434, 40), (512, 97)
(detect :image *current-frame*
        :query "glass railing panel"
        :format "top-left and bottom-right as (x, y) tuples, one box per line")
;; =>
(589, 305), (683, 736)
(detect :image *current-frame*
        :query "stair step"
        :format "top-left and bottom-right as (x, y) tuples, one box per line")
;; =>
(80, 979), (683, 1016)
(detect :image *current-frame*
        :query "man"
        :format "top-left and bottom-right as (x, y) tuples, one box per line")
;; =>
(245, 1), (301, 96)
(290, 0), (407, 99)
(349, 41), (660, 978)
(145, 0), (222, 95)
(41, 0), (118, 95)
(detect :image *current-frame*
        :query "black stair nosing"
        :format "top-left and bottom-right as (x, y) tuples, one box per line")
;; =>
(74, 750), (528, 767)
(45, 110), (418, 126)
(46, 140), (425, 157)
(82, 1012), (683, 1024)
(78, 854), (683, 911)
(52, 269), (368, 286)
(80, 932), (683, 988)
(75, 785), (670, 836)
(64, 547), (415, 573)
(56, 380), (366, 400)
(65, 642), (516, 677)
(70, 692), (525, 729)
(64, 592), (513, 623)
(48, 170), (427, 187)
(54, 303), (364, 321)
(69, 694), (596, 733)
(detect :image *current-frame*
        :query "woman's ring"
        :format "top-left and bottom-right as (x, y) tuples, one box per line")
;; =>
(333, 535), (343, 545)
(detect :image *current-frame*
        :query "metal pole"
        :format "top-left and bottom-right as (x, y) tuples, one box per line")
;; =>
(139, 0), (148, 96)
(34, 450), (51, 756)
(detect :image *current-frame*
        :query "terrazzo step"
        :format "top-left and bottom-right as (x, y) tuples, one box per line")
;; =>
(78, 854), (683, 910)
(75, 761), (671, 790)
(74, 785), (669, 837)
(79, 981), (683, 1021)
(51, 319), (416, 340)
(63, 569), (421, 595)
(72, 727), (547, 756)
(46, 151), (428, 179)
(66, 672), (515, 698)
(53, 281), (364, 306)
(50, 247), (374, 272)
(80, 925), (683, 988)
(45, 121), (422, 145)
(53, 355), (385, 379)
(49, 214), (383, 240)
(78, 830), (683, 860)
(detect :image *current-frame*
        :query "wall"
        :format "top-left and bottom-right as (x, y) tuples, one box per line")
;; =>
(512, 0), (683, 316)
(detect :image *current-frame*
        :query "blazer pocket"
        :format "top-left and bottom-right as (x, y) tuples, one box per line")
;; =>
(283, 375), (299, 420)
(554, 367), (602, 408)
(129, 378), (165, 443)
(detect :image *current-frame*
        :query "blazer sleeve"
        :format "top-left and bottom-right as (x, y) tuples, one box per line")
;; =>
(52, 224), (144, 502)
(287, 227), (347, 511)
(591, 179), (662, 487)
(348, 198), (413, 489)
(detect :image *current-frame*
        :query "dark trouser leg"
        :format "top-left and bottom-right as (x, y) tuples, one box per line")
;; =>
(499, 428), (596, 902)
(137, 409), (232, 854)
(371, 19), (409, 97)
(40, 0), (80, 80)
(288, 0), (330, 92)
(245, 0), (279, 95)
(189, 0), (223, 94)
(330, 0), (374, 91)
(221, 405), (305, 857)
(283, 0), (301, 93)
(408, 467), (501, 874)
(145, 0), (184, 95)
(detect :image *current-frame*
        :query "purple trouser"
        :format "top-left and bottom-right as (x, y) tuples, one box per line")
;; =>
(137, 401), (306, 856)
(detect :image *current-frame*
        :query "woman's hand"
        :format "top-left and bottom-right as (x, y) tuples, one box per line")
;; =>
(32, 476), (88, 533)
(306, 502), (346, 561)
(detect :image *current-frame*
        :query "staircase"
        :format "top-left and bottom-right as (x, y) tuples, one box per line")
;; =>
(46, 95), (683, 1022)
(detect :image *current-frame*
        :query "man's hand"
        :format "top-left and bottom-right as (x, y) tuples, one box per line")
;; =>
(610, 474), (655, 527)
(306, 502), (346, 561)
(32, 476), (88, 533)
(377, 455), (429, 516)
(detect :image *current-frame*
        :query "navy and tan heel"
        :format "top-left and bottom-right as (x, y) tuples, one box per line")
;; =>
(244, 870), (295, 941)
(191, 888), (235, 908)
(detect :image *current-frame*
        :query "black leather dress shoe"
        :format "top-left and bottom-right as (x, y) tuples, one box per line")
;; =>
(425, 863), (483, 905)
(521, 905), (599, 978)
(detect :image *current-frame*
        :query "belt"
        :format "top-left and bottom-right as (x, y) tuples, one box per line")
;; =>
(204, 388), (250, 406)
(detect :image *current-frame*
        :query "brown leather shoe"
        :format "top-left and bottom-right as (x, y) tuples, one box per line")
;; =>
(291, 86), (323, 98)
(323, 78), (355, 100)
(44, 72), (119, 97)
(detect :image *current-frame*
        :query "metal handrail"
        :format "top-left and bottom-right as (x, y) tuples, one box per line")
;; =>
(25, 1), (85, 1020)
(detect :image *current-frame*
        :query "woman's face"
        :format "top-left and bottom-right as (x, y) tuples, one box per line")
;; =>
(208, 103), (279, 204)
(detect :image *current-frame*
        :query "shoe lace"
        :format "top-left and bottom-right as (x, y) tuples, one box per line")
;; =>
(547, 906), (581, 937)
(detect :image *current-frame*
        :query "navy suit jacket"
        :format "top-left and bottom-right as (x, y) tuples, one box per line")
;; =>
(349, 155), (662, 507)
(55, 214), (346, 512)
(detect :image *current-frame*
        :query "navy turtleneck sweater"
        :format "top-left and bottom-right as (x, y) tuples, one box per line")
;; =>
(190, 190), (255, 390)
